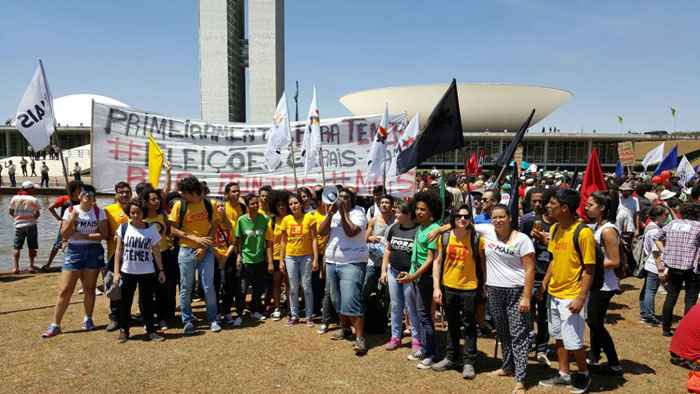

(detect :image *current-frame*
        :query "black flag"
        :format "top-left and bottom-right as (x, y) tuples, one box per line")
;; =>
(509, 164), (519, 227)
(397, 79), (464, 175)
(494, 109), (536, 168)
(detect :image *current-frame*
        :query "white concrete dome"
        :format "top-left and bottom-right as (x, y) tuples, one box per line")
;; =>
(340, 83), (573, 132)
(52, 94), (129, 127)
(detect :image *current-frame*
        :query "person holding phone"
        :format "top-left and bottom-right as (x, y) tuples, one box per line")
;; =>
(380, 199), (421, 352)
(114, 198), (166, 343)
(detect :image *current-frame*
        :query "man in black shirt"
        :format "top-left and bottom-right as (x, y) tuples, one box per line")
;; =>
(520, 187), (555, 365)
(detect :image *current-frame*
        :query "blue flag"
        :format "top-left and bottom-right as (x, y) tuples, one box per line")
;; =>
(615, 161), (624, 178)
(653, 145), (678, 176)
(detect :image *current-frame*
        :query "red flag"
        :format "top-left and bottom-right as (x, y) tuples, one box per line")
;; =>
(466, 151), (479, 176)
(577, 148), (607, 218)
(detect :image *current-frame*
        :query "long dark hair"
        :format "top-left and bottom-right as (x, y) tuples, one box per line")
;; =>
(589, 191), (618, 223)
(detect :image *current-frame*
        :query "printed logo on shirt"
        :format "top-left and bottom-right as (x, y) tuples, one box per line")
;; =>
(185, 211), (209, 223)
(390, 237), (414, 252)
(447, 243), (470, 260)
(485, 240), (517, 256)
(123, 235), (153, 263)
(289, 223), (303, 237)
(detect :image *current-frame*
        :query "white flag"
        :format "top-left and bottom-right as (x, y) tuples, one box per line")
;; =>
(265, 92), (292, 171)
(387, 112), (419, 178)
(367, 103), (389, 179)
(300, 87), (322, 176)
(642, 142), (665, 170)
(677, 155), (696, 187)
(15, 60), (55, 150)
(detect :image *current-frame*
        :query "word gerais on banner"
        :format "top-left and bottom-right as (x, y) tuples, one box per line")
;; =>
(91, 102), (415, 195)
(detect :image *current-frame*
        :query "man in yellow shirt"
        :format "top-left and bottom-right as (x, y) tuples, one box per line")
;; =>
(104, 181), (132, 332)
(538, 189), (596, 393)
(168, 176), (222, 335)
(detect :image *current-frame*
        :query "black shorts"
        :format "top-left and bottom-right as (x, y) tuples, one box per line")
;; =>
(14, 225), (38, 250)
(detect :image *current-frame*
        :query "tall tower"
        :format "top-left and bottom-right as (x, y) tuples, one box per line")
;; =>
(198, 0), (284, 124)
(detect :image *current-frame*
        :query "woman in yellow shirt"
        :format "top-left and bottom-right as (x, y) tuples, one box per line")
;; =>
(280, 193), (319, 326)
(266, 190), (290, 321)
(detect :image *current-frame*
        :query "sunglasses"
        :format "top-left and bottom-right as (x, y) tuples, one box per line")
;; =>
(455, 214), (471, 220)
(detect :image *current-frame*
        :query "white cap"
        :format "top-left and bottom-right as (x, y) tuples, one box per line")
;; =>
(21, 181), (34, 189)
(659, 190), (676, 201)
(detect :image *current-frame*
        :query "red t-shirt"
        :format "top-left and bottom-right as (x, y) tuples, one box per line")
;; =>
(670, 304), (700, 361)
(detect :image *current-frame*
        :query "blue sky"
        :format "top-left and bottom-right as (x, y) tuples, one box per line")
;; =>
(2, 0), (699, 132)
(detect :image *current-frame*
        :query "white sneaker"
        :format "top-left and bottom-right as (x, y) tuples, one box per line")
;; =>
(537, 352), (551, 367)
(233, 316), (243, 327)
(252, 312), (266, 321)
(271, 309), (282, 321)
(78, 288), (84, 294)
(95, 289), (103, 296)
(210, 321), (222, 332)
(416, 357), (434, 369)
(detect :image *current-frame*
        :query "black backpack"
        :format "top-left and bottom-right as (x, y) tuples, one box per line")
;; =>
(440, 229), (483, 289)
(552, 222), (605, 291)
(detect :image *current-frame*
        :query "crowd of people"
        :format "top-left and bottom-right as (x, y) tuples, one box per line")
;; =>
(7, 165), (700, 393)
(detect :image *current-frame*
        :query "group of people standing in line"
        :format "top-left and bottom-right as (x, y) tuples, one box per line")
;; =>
(10, 167), (699, 393)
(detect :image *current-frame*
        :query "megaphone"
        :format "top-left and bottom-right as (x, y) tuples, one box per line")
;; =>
(321, 185), (339, 205)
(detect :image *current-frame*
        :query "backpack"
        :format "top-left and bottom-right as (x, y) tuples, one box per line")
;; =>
(552, 222), (605, 291)
(440, 229), (484, 288)
(68, 204), (100, 221)
(601, 225), (631, 281)
(178, 198), (213, 228)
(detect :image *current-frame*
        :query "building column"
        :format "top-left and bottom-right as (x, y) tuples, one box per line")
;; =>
(587, 139), (593, 158)
(4, 130), (10, 157)
(543, 139), (549, 170)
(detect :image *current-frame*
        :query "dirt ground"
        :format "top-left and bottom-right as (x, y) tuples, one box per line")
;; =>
(0, 273), (691, 393)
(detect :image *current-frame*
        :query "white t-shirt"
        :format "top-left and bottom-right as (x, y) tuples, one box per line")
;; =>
(618, 195), (639, 232)
(62, 205), (105, 245)
(9, 194), (40, 227)
(325, 206), (369, 265)
(592, 222), (620, 292)
(642, 223), (661, 274)
(116, 222), (161, 275)
(480, 226), (535, 288)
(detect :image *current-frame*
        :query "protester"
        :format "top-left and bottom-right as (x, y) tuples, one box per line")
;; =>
(310, 189), (330, 321)
(380, 199), (421, 352)
(319, 187), (369, 355)
(9, 181), (41, 274)
(113, 198), (166, 342)
(584, 191), (623, 375)
(20, 157), (28, 177)
(297, 187), (315, 213)
(42, 184), (107, 338)
(445, 173), (464, 212)
(365, 194), (394, 314)
(215, 182), (245, 326)
(6, 160), (17, 187)
(639, 206), (668, 327)
(280, 193), (318, 326)
(30, 158), (36, 177)
(520, 187), (554, 365)
(669, 304), (700, 369)
(267, 190), (290, 321)
(258, 185), (273, 217)
(398, 191), (442, 368)
(655, 202), (700, 337)
(143, 189), (178, 330)
(474, 189), (499, 224)
(538, 189), (595, 393)
(41, 181), (82, 271)
(430, 204), (484, 379)
(168, 176), (222, 334)
(366, 185), (386, 220)
(235, 193), (273, 322)
(103, 182), (132, 332)
(40, 161), (50, 187)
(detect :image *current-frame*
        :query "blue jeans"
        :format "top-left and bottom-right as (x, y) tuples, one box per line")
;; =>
(388, 267), (419, 341)
(327, 262), (366, 317)
(179, 247), (218, 324)
(285, 255), (313, 319)
(640, 271), (660, 321)
(412, 273), (435, 358)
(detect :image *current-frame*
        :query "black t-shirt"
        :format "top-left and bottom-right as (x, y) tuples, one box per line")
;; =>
(385, 222), (418, 273)
(520, 212), (552, 280)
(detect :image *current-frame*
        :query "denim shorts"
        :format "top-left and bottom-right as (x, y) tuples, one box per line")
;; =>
(14, 225), (38, 250)
(326, 262), (366, 317)
(63, 243), (105, 271)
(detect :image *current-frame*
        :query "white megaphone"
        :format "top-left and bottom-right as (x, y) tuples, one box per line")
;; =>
(321, 185), (339, 205)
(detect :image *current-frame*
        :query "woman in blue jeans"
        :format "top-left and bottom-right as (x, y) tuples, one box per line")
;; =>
(280, 194), (319, 326)
(639, 206), (668, 326)
(42, 184), (108, 338)
(380, 199), (421, 352)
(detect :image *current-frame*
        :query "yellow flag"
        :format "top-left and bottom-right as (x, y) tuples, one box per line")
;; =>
(147, 133), (164, 188)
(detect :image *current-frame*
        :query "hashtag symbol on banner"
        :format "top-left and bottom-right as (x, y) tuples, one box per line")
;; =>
(107, 137), (144, 162)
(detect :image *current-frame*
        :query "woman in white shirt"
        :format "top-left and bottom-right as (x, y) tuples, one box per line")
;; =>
(479, 204), (535, 394)
(638, 206), (668, 326)
(42, 184), (108, 338)
(583, 191), (622, 375)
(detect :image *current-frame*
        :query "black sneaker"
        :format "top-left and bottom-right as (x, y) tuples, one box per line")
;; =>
(662, 330), (674, 337)
(570, 373), (591, 394)
(539, 373), (572, 387)
(331, 328), (353, 341)
(353, 336), (368, 356)
(146, 332), (165, 342)
(117, 330), (129, 343)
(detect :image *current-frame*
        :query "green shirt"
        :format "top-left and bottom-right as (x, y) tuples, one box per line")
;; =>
(235, 213), (271, 264)
(410, 222), (440, 274)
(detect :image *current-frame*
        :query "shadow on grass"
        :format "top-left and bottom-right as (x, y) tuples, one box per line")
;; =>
(0, 274), (34, 283)
(607, 301), (631, 311)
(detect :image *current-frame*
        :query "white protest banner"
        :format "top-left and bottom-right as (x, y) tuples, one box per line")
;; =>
(91, 102), (415, 196)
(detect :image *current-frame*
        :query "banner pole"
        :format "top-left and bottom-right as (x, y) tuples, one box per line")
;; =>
(53, 122), (69, 186)
(319, 146), (327, 188)
(288, 129), (300, 191)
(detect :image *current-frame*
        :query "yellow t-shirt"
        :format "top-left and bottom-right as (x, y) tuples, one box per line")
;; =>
(279, 213), (316, 257)
(213, 201), (244, 258)
(312, 210), (329, 255)
(439, 232), (479, 290)
(105, 203), (129, 259)
(144, 213), (172, 252)
(547, 220), (597, 300)
(267, 216), (284, 261)
(224, 201), (244, 237)
(168, 199), (217, 249)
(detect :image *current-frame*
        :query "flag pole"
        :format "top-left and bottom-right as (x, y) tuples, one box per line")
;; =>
(38, 59), (68, 186)
(289, 82), (300, 191)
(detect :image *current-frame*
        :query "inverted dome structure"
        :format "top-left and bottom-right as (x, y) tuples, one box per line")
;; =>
(340, 83), (573, 132)
(52, 94), (129, 127)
